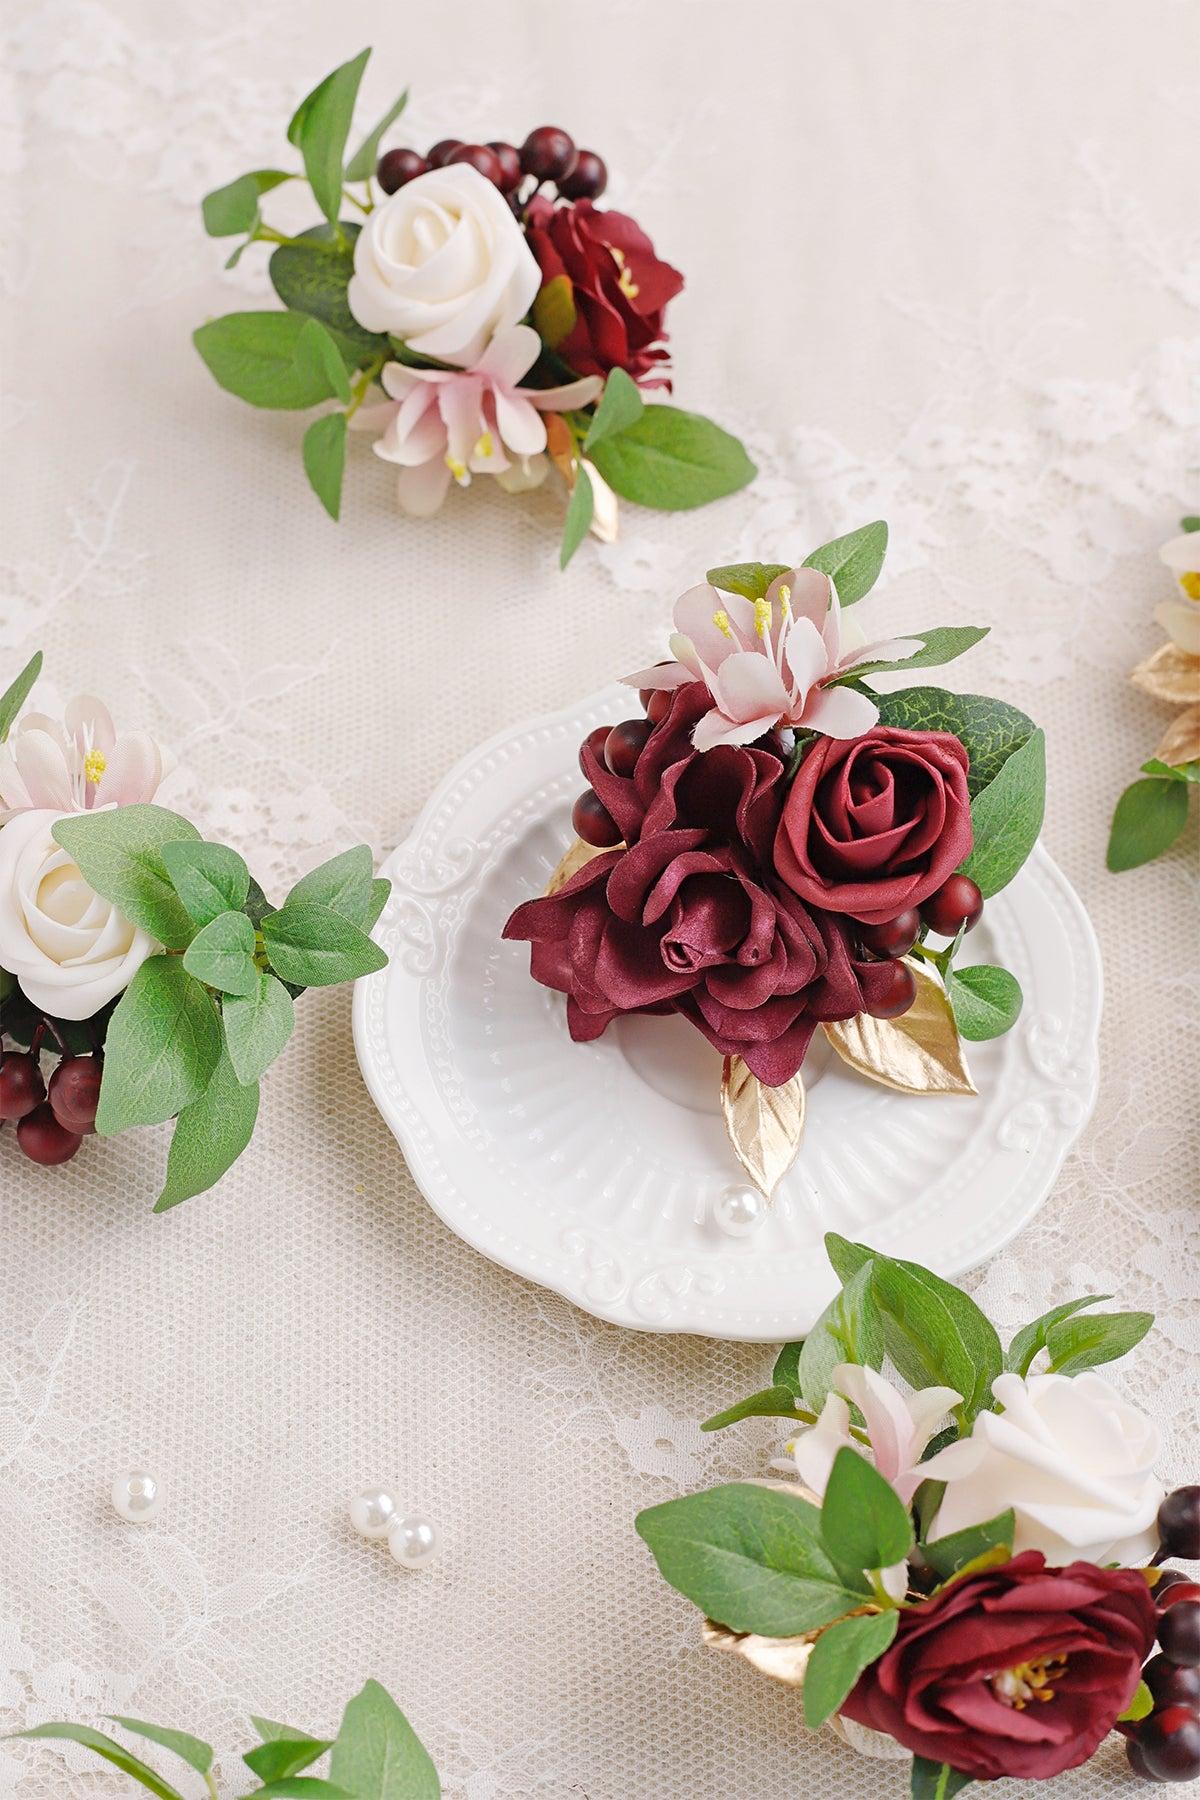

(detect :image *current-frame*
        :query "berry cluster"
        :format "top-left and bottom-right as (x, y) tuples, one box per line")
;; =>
(377, 124), (607, 209)
(1126, 1486), (1200, 1783)
(0, 1031), (102, 1166)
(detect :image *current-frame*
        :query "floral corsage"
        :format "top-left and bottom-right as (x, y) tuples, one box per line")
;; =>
(195, 49), (754, 565)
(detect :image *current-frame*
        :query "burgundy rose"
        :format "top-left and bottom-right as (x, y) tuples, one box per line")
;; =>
(525, 198), (683, 386)
(841, 1552), (1156, 1782)
(774, 727), (973, 926)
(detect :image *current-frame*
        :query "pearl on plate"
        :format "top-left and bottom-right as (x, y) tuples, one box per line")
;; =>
(388, 1514), (440, 1571)
(110, 1469), (162, 1523)
(348, 1487), (398, 1540)
(713, 1182), (767, 1237)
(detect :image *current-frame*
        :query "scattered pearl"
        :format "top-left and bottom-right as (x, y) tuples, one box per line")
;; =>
(349, 1487), (398, 1540)
(110, 1469), (161, 1523)
(388, 1514), (439, 1571)
(713, 1182), (767, 1237)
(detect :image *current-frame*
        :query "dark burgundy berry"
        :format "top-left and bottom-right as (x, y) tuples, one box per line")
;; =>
(446, 142), (504, 185)
(857, 909), (921, 960)
(0, 1051), (45, 1121)
(572, 789), (621, 847)
(579, 726), (611, 775)
(426, 138), (464, 168)
(1159, 1582), (1200, 1611)
(16, 1102), (82, 1165)
(1157, 1486), (1200, 1562)
(376, 147), (428, 194)
(1158, 1601), (1200, 1666)
(1153, 1568), (1193, 1601)
(557, 149), (607, 201)
(1145, 1653), (1200, 1709)
(486, 141), (523, 192)
(645, 690), (672, 724)
(48, 1055), (102, 1134)
(866, 961), (918, 1020)
(520, 125), (577, 183)
(605, 718), (653, 778)
(920, 873), (984, 938)
(1126, 1735), (1155, 1781)
(1139, 1706), (1200, 1782)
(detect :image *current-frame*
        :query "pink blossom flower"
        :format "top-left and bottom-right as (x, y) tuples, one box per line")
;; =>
(0, 696), (171, 823)
(625, 568), (921, 749)
(353, 324), (601, 517)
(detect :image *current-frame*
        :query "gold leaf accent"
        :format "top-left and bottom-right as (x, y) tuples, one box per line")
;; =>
(544, 836), (612, 897)
(823, 960), (977, 1097)
(1157, 704), (1200, 768)
(702, 1618), (817, 1687)
(1130, 642), (1200, 707)
(720, 1056), (805, 1199)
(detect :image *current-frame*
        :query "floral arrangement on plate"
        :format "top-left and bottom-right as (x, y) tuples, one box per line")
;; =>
(194, 48), (754, 565)
(503, 521), (1047, 1199)
(1108, 520), (1199, 871)
(637, 1234), (1200, 1791)
(0, 653), (387, 1206)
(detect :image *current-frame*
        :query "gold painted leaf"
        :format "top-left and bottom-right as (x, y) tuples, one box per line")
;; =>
(1130, 642), (1200, 706)
(823, 960), (977, 1096)
(545, 836), (613, 897)
(702, 1618), (817, 1687)
(720, 1056), (805, 1199)
(1157, 704), (1200, 768)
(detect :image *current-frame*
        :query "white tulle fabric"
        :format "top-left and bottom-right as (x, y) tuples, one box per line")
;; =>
(0, 2), (1196, 1797)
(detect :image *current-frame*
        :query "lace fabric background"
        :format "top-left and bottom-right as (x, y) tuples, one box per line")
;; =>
(1, 0), (1198, 1794)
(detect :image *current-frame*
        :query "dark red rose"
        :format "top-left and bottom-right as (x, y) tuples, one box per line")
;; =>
(774, 726), (973, 926)
(841, 1552), (1157, 1782)
(525, 198), (683, 386)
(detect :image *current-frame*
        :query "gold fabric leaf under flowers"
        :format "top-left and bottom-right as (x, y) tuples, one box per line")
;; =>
(702, 1618), (817, 1686)
(823, 960), (977, 1097)
(720, 1055), (806, 1198)
(544, 836), (613, 897)
(1130, 642), (1200, 707)
(1156, 704), (1200, 768)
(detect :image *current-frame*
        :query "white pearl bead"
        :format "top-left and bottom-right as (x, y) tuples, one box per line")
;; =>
(349, 1488), (398, 1540)
(388, 1514), (439, 1571)
(713, 1182), (767, 1237)
(110, 1469), (161, 1523)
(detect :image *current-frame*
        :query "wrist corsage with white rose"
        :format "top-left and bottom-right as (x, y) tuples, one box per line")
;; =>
(0, 654), (388, 1206)
(637, 1234), (1200, 1792)
(503, 522), (1046, 1198)
(194, 48), (754, 565)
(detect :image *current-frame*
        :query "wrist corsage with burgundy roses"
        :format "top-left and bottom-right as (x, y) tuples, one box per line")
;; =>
(503, 520), (1046, 1196)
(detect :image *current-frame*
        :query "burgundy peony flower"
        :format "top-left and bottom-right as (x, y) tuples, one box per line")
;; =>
(774, 727), (973, 926)
(525, 198), (683, 386)
(840, 1552), (1157, 1781)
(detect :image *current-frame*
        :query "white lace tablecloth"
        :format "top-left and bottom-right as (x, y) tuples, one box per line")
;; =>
(2, 2), (1197, 1795)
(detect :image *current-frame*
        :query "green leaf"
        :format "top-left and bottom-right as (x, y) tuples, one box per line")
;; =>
(839, 627), (989, 683)
(329, 1678), (440, 1800)
(700, 1386), (809, 1433)
(532, 273), (577, 351)
(1005, 1294), (1113, 1376)
(822, 1446), (914, 1574)
(287, 49), (371, 224)
(96, 957), (221, 1136)
(161, 840), (250, 926)
(245, 1735), (333, 1783)
(193, 311), (356, 411)
(344, 87), (410, 181)
(202, 169), (292, 237)
(1181, 516), (1200, 532)
(1119, 1680), (1154, 1725)
(802, 521), (888, 604)
(583, 368), (644, 452)
(1107, 776), (1191, 871)
(261, 901), (387, 987)
(155, 1047), (259, 1209)
(803, 1610), (899, 1730)
(362, 877), (390, 932)
(773, 1340), (803, 1393)
(559, 463), (594, 569)
(704, 561), (791, 601)
(181, 910), (258, 996)
(6, 1724), (187, 1800)
(921, 1510), (1014, 1580)
(250, 1782), (351, 1799)
(295, 318), (352, 405)
(285, 846), (375, 924)
(223, 969), (295, 1085)
(303, 412), (348, 521)
(52, 805), (201, 949)
(870, 1259), (993, 1423)
(635, 1483), (864, 1636)
(108, 1717), (212, 1777)
(875, 688), (1035, 799)
(824, 1232), (872, 1286)
(960, 728), (1046, 898)
(798, 1262), (884, 1416)
(911, 1758), (973, 1800)
(946, 965), (1023, 1041)
(1045, 1309), (1153, 1374)
(587, 404), (755, 511)
(269, 223), (384, 360)
(0, 650), (42, 740)
(1142, 757), (1200, 782)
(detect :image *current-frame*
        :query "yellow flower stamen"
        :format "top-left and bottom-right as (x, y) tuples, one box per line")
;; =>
(610, 245), (640, 300)
(1179, 571), (1200, 601)
(445, 453), (469, 486)
(991, 1654), (1068, 1710)
(712, 610), (733, 639)
(475, 431), (495, 460)
(778, 583), (792, 616)
(754, 596), (772, 638)
(83, 749), (107, 785)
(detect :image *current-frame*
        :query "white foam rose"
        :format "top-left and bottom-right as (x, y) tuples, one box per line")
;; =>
(922, 1369), (1165, 1567)
(348, 163), (541, 367)
(0, 809), (154, 1019)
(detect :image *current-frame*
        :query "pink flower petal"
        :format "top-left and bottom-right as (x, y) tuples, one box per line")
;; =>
(798, 682), (880, 739)
(477, 323), (541, 386)
(840, 635), (924, 672)
(94, 733), (162, 807)
(12, 729), (74, 810)
(712, 650), (791, 724)
(783, 567), (830, 631)
(691, 708), (781, 752)
(782, 615), (828, 696)
(672, 584), (744, 671)
(396, 457), (453, 516)
(65, 696), (116, 759)
(439, 375), (485, 476)
(622, 660), (693, 691)
(494, 388), (548, 458)
(526, 376), (603, 410)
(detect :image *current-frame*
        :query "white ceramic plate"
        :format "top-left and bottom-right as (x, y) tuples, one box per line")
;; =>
(354, 686), (1102, 1341)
